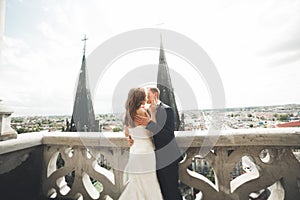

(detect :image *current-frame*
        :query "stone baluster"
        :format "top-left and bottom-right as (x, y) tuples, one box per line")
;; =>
(42, 144), (129, 200)
(179, 146), (300, 200)
(0, 99), (17, 141)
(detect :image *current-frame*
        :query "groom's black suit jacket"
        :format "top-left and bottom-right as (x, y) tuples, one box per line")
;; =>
(146, 102), (182, 200)
(146, 102), (182, 166)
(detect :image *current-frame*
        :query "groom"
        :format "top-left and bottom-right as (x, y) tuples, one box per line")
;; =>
(134, 87), (182, 200)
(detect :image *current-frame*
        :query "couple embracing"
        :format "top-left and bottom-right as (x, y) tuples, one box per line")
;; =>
(119, 87), (182, 200)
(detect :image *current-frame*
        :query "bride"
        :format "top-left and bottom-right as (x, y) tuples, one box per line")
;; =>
(119, 87), (163, 200)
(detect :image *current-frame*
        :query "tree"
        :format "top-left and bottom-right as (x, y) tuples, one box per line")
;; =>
(206, 168), (215, 184)
(279, 114), (288, 121)
(16, 127), (26, 134)
(113, 127), (122, 132)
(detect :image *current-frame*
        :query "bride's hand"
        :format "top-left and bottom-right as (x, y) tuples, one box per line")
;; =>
(134, 114), (151, 126)
(124, 127), (134, 146)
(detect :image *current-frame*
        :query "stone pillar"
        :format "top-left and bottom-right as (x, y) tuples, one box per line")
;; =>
(0, 99), (17, 141)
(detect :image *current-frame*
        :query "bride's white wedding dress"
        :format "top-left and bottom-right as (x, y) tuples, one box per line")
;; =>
(118, 125), (163, 200)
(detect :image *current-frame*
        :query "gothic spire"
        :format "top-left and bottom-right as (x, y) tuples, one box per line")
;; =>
(157, 35), (181, 131)
(70, 36), (98, 132)
(82, 34), (88, 56)
(159, 34), (167, 64)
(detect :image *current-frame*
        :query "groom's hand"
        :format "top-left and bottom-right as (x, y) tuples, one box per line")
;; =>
(135, 115), (151, 126)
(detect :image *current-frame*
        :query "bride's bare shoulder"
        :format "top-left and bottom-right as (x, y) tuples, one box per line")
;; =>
(136, 107), (147, 116)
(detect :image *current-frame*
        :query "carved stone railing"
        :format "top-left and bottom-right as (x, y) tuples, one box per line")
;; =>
(177, 128), (300, 200)
(42, 132), (130, 200)
(0, 128), (299, 200)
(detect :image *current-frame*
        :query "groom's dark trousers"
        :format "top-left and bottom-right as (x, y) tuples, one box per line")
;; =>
(146, 102), (182, 200)
(156, 160), (181, 199)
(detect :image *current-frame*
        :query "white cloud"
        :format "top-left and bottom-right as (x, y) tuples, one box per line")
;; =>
(1, 34), (78, 116)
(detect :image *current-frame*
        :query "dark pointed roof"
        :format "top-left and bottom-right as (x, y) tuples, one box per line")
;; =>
(157, 35), (181, 131)
(70, 36), (98, 132)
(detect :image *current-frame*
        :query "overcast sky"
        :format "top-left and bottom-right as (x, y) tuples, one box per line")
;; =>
(1, 0), (300, 116)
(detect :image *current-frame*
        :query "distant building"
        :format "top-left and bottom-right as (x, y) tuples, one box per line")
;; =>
(157, 36), (181, 131)
(69, 36), (99, 132)
(277, 121), (300, 128)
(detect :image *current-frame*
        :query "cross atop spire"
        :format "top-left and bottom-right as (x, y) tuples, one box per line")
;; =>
(82, 34), (88, 55)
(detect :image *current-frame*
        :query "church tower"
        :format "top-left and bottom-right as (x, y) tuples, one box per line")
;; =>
(157, 35), (181, 131)
(70, 35), (98, 132)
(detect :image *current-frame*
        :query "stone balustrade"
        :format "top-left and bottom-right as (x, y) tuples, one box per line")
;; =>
(0, 100), (17, 141)
(0, 128), (300, 200)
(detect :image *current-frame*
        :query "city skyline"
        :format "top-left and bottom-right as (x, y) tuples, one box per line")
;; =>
(1, 0), (300, 116)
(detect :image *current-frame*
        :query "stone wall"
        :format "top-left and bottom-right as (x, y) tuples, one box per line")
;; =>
(0, 146), (43, 200)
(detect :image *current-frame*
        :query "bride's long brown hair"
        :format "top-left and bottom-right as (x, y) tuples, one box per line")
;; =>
(124, 88), (146, 127)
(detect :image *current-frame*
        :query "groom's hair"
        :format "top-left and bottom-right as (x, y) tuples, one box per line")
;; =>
(149, 87), (160, 96)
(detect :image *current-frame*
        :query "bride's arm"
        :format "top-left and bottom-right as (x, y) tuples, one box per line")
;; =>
(124, 126), (130, 137)
(124, 126), (134, 146)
